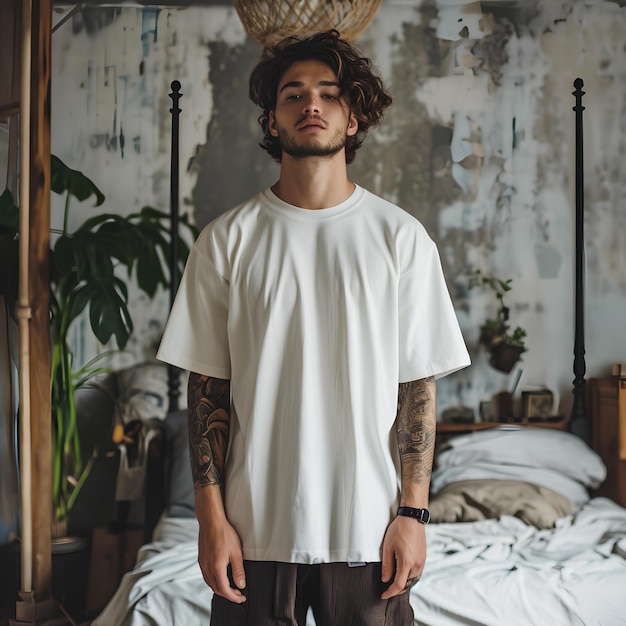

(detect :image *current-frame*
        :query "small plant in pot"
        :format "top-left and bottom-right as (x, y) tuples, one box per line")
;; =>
(0, 155), (197, 536)
(468, 270), (527, 374)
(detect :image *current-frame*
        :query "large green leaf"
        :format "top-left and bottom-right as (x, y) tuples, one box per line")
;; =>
(88, 276), (133, 348)
(0, 238), (19, 304)
(0, 189), (19, 304)
(68, 277), (132, 348)
(82, 216), (145, 271)
(51, 155), (105, 206)
(0, 188), (19, 235)
(52, 234), (77, 275)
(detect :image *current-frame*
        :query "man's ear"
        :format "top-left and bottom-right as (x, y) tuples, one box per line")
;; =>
(347, 113), (358, 137)
(268, 111), (279, 137)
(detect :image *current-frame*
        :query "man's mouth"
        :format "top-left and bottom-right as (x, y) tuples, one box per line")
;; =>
(298, 117), (326, 130)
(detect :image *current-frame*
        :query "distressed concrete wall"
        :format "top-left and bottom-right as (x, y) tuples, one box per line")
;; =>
(49, 0), (626, 419)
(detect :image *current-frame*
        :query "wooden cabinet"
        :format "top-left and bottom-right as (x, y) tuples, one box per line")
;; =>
(588, 377), (626, 507)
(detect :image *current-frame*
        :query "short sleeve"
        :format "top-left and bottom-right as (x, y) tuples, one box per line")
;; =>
(398, 234), (470, 382)
(156, 243), (231, 379)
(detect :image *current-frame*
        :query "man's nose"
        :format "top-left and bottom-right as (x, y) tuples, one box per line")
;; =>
(303, 94), (321, 114)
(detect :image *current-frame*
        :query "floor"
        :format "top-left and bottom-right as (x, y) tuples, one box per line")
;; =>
(0, 600), (96, 626)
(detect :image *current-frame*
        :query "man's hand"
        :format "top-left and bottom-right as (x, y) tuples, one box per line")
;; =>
(380, 515), (426, 599)
(198, 513), (247, 603)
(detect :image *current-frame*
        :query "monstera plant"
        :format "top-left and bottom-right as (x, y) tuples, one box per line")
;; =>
(0, 155), (196, 532)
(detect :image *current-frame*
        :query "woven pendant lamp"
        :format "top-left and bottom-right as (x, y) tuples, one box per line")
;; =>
(233, 0), (383, 45)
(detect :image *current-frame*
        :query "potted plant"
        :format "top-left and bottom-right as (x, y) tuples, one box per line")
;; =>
(468, 269), (527, 374)
(0, 155), (196, 535)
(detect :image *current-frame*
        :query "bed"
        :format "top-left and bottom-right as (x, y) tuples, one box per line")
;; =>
(93, 77), (626, 624)
(92, 417), (626, 626)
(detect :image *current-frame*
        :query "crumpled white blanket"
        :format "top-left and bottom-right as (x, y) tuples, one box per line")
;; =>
(94, 497), (626, 626)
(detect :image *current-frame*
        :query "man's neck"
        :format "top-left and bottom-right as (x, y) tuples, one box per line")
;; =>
(271, 152), (355, 210)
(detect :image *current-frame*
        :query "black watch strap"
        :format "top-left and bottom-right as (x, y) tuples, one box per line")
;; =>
(397, 506), (430, 524)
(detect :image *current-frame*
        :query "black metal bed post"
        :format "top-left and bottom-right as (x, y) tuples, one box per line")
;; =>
(167, 80), (182, 412)
(569, 78), (590, 442)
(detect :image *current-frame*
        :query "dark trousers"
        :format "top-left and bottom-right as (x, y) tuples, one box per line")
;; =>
(210, 561), (414, 626)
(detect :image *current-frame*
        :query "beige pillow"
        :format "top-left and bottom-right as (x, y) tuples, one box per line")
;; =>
(429, 479), (573, 528)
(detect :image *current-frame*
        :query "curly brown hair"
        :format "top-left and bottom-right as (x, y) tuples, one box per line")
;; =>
(249, 30), (392, 164)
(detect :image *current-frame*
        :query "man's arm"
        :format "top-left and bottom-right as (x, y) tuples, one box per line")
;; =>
(188, 373), (231, 488)
(381, 376), (436, 599)
(188, 372), (246, 603)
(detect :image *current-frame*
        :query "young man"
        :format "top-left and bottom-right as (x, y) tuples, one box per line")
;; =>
(157, 30), (470, 625)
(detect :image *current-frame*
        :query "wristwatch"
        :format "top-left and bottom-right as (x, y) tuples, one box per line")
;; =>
(397, 506), (430, 524)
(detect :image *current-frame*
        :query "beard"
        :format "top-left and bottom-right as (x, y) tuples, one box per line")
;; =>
(276, 121), (347, 160)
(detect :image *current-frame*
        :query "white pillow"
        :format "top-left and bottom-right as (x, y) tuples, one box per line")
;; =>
(433, 426), (606, 491)
(431, 459), (592, 508)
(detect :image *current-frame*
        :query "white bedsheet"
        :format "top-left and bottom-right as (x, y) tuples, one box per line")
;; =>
(94, 497), (626, 626)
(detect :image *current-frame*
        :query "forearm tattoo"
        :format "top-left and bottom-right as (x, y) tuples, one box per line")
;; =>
(187, 373), (231, 490)
(396, 377), (436, 486)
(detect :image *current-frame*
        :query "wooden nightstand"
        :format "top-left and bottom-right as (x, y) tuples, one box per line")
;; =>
(588, 376), (626, 507)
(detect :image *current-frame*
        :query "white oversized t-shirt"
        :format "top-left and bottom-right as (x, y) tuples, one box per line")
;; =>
(157, 185), (470, 563)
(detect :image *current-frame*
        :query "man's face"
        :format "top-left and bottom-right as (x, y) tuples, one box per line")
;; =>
(269, 59), (358, 160)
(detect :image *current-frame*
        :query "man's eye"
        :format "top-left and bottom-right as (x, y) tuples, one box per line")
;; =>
(323, 94), (338, 100)
(286, 94), (301, 100)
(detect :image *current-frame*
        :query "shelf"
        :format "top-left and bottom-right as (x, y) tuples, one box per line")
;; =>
(436, 417), (568, 433)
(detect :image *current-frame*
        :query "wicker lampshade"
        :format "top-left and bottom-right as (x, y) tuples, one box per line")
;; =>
(233, 0), (383, 45)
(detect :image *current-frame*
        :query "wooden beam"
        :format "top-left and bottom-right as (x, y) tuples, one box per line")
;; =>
(28, 0), (53, 603)
(12, 0), (56, 623)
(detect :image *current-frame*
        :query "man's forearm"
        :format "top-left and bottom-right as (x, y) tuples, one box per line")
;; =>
(188, 373), (245, 602)
(395, 376), (436, 507)
(187, 373), (231, 491)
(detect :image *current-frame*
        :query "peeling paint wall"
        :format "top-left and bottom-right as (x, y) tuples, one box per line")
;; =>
(49, 0), (626, 419)
(51, 6), (251, 366)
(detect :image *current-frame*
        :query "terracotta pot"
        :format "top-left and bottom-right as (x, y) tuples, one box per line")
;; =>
(489, 343), (525, 374)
